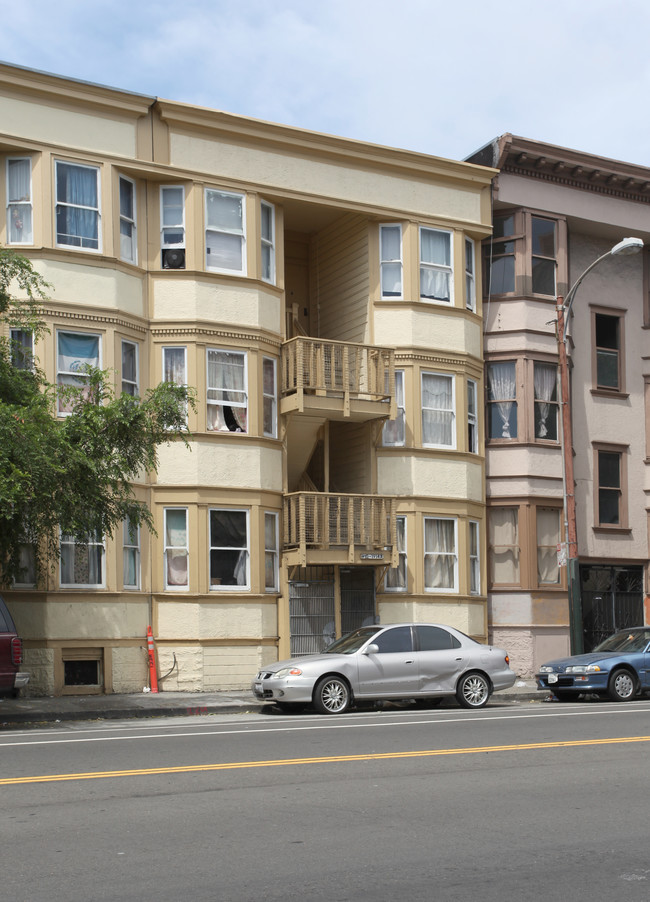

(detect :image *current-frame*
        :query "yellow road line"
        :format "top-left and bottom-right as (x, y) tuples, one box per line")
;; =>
(2, 734), (648, 786)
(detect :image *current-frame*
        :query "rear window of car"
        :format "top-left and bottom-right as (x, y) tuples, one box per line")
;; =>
(415, 625), (461, 651)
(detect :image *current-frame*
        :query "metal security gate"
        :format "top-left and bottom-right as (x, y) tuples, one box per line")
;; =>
(340, 568), (376, 634)
(580, 565), (643, 651)
(289, 570), (335, 656)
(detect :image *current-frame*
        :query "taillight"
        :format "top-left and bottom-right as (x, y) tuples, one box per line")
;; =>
(11, 637), (23, 666)
(505, 655), (510, 666)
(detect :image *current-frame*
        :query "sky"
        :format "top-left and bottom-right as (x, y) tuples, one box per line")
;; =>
(2, 0), (650, 167)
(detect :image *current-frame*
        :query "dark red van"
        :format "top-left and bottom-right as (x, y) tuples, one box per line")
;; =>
(0, 595), (29, 696)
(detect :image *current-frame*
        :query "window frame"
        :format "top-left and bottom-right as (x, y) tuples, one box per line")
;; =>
(262, 356), (277, 438)
(121, 339), (139, 397)
(421, 371), (456, 449)
(465, 237), (476, 311)
(118, 174), (137, 264)
(260, 200), (275, 284)
(264, 511), (279, 592)
(60, 532), (105, 589)
(592, 308), (625, 395)
(209, 507), (250, 591)
(206, 348), (248, 434)
(164, 507), (189, 592)
(56, 329), (102, 417)
(382, 369), (405, 447)
(123, 516), (140, 590)
(467, 378), (478, 453)
(536, 507), (561, 587)
(160, 185), (186, 268)
(380, 223), (403, 299)
(205, 188), (246, 275)
(484, 209), (565, 300)
(6, 156), (33, 245)
(55, 160), (101, 252)
(533, 360), (559, 442)
(469, 520), (480, 595)
(162, 345), (188, 426)
(594, 444), (628, 529)
(424, 516), (458, 593)
(488, 505), (521, 588)
(419, 226), (453, 304)
(384, 515), (407, 592)
(10, 328), (34, 370)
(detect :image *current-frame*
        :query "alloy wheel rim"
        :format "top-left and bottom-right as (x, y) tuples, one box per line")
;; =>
(323, 681), (347, 711)
(463, 676), (487, 706)
(615, 672), (634, 698)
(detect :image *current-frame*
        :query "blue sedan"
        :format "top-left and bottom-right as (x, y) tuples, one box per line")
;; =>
(536, 627), (650, 702)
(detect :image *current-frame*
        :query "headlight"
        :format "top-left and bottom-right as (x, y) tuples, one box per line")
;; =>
(539, 666), (554, 673)
(565, 665), (586, 673)
(274, 667), (303, 679)
(587, 664), (601, 672)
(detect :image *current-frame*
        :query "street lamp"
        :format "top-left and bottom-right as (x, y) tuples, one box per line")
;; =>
(556, 236), (644, 654)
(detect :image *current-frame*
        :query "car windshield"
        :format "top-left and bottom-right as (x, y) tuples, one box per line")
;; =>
(324, 626), (382, 655)
(594, 629), (650, 653)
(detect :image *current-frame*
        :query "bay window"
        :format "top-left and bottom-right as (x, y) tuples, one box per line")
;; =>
(162, 346), (187, 425)
(121, 340), (139, 397)
(469, 520), (480, 595)
(422, 372), (455, 448)
(531, 216), (556, 295)
(420, 227), (452, 303)
(383, 370), (405, 446)
(424, 517), (457, 592)
(487, 361), (517, 440)
(263, 356), (277, 438)
(210, 509), (249, 589)
(260, 201), (275, 283)
(119, 176), (137, 263)
(465, 238), (476, 310)
(207, 349), (248, 433)
(7, 157), (33, 244)
(488, 507), (520, 585)
(385, 516), (407, 591)
(55, 161), (100, 251)
(164, 508), (188, 590)
(380, 224), (403, 298)
(533, 362), (558, 440)
(264, 512), (279, 591)
(467, 379), (478, 453)
(57, 331), (100, 415)
(160, 186), (185, 268)
(205, 189), (245, 274)
(537, 508), (560, 585)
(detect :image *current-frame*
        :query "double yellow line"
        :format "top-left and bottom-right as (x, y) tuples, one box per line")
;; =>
(3, 734), (649, 786)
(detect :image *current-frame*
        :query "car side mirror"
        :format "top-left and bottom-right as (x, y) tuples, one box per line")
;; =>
(364, 644), (379, 655)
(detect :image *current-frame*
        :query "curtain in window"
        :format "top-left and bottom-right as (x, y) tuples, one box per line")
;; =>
(163, 348), (185, 384)
(206, 191), (243, 271)
(61, 534), (102, 586)
(165, 510), (188, 587)
(7, 159), (33, 243)
(489, 508), (520, 583)
(537, 509), (560, 584)
(381, 226), (402, 296)
(264, 514), (278, 589)
(534, 363), (556, 438)
(422, 374), (453, 445)
(420, 230), (451, 301)
(488, 362), (516, 438)
(386, 517), (406, 589)
(56, 163), (98, 248)
(207, 351), (247, 432)
(383, 371), (405, 445)
(424, 519), (456, 589)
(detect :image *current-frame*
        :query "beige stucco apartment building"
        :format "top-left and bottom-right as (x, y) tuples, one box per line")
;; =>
(468, 135), (650, 677)
(1, 63), (494, 695)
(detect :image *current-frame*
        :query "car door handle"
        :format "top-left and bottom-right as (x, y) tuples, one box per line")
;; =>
(405, 660), (414, 664)
(455, 657), (462, 661)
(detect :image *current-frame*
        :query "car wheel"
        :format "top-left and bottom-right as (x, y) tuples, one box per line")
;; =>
(313, 676), (351, 715)
(456, 672), (491, 709)
(607, 669), (636, 702)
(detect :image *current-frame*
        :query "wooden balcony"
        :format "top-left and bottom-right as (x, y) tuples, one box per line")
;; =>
(283, 492), (398, 568)
(281, 338), (396, 421)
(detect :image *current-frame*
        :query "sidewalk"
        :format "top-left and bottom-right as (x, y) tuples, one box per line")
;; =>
(0, 680), (543, 726)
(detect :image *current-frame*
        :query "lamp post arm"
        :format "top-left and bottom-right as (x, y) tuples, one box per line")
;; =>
(563, 250), (613, 328)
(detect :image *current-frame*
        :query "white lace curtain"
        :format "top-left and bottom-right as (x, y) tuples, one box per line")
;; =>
(489, 508), (520, 583)
(422, 374), (453, 445)
(534, 363), (557, 438)
(207, 351), (247, 432)
(488, 362), (516, 438)
(537, 509), (560, 584)
(7, 158), (32, 243)
(424, 519), (456, 589)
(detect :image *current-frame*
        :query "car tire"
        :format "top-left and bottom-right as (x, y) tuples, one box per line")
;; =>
(456, 672), (491, 709)
(313, 676), (351, 715)
(607, 669), (637, 702)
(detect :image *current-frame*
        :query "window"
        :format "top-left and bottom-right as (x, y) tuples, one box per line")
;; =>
(162, 346), (187, 425)
(57, 331), (100, 415)
(164, 508), (188, 590)
(422, 372), (455, 448)
(374, 626), (413, 653)
(260, 201), (275, 283)
(119, 176), (137, 263)
(534, 362), (558, 440)
(467, 379), (478, 453)
(424, 517), (457, 592)
(380, 224), (402, 298)
(55, 161), (100, 250)
(486, 213), (516, 294)
(597, 449), (624, 526)
(594, 312), (623, 391)
(383, 370), (405, 446)
(60, 532), (104, 588)
(469, 521), (480, 595)
(488, 508), (520, 585)
(207, 349), (248, 433)
(264, 512), (279, 591)
(205, 189), (246, 274)
(160, 186), (185, 268)
(465, 238), (476, 310)
(121, 340), (139, 397)
(209, 509), (249, 589)
(385, 516), (407, 591)
(531, 217), (556, 295)
(263, 356), (277, 438)
(123, 517), (140, 589)
(415, 625), (461, 651)
(7, 157), (33, 244)
(537, 508), (560, 585)
(13, 545), (36, 588)
(487, 361), (517, 440)
(10, 329), (33, 370)
(420, 227), (452, 303)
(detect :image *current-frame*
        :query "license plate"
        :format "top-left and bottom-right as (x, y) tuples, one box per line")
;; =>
(254, 682), (263, 692)
(548, 673), (558, 684)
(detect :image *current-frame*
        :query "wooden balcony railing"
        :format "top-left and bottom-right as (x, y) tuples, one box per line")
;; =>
(281, 337), (395, 416)
(283, 492), (397, 565)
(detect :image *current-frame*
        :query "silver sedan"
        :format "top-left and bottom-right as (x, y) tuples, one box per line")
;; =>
(252, 623), (516, 714)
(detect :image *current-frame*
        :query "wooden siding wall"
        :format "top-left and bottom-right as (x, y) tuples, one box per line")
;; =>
(310, 213), (370, 343)
(329, 422), (371, 494)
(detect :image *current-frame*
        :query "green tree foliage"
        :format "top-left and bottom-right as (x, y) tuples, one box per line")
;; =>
(0, 249), (194, 586)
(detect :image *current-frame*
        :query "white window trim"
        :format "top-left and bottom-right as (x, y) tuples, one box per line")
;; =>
(59, 532), (105, 589)
(380, 223), (403, 299)
(421, 371), (456, 450)
(424, 516), (459, 594)
(160, 185), (186, 249)
(260, 200), (275, 284)
(264, 511), (279, 592)
(206, 348), (248, 433)
(56, 329), (102, 418)
(164, 507), (189, 592)
(465, 237), (476, 311)
(467, 378), (478, 454)
(55, 160), (101, 253)
(123, 517), (140, 590)
(7, 156), (33, 246)
(263, 356), (277, 438)
(119, 174), (137, 264)
(469, 520), (480, 596)
(205, 188), (247, 276)
(121, 339), (139, 397)
(384, 515), (407, 592)
(383, 369), (405, 447)
(419, 226), (454, 305)
(162, 346), (188, 427)
(209, 507), (250, 591)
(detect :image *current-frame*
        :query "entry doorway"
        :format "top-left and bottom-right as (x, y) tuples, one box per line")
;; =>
(580, 564), (643, 651)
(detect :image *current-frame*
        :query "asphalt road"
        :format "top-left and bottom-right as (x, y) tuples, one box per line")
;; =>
(2, 698), (650, 902)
